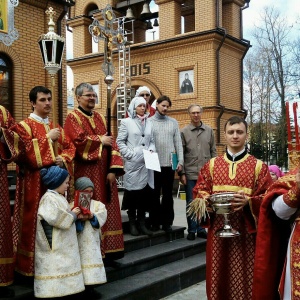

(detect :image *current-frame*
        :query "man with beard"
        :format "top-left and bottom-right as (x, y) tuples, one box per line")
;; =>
(64, 82), (124, 262)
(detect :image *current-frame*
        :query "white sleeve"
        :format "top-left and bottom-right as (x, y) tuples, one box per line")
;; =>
(272, 195), (297, 220)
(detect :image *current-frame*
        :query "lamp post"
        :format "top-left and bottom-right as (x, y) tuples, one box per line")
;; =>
(38, 7), (65, 155)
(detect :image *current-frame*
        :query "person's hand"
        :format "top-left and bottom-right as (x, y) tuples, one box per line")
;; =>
(55, 156), (64, 167)
(101, 133), (113, 146)
(78, 213), (89, 221)
(106, 172), (116, 190)
(72, 207), (81, 216)
(296, 169), (300, 190)
(180, 174), (186, 185)
(47, 128), (60, 141)
(176, 164), (183, 173)
(205, 195), (214, 213)
(231, 190), (249, 211)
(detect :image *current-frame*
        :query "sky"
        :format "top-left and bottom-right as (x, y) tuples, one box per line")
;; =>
(243, 0), (299, 40)
(66, 0), (299, 90)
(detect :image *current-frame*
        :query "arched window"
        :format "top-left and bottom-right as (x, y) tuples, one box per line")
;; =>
(0, 53), (13, 113)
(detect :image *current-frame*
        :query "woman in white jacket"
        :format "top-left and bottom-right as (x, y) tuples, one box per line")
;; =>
(117, 97), (156, 236)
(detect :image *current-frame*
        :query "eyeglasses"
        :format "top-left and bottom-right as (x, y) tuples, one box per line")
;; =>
(140, 93), (150, 97)
(81, 94), (97, 98)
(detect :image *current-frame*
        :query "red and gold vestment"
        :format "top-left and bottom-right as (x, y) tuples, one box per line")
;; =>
(64, 109), (124, 260)
(4, 117), (75, 276)
(193, 152), (271, 300)
(0, 106), (15, 286)
(253, 170), (299, 300)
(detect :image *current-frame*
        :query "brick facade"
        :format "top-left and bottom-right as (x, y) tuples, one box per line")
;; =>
(0, 0), (69, 124)
(70, 0), (249, 155)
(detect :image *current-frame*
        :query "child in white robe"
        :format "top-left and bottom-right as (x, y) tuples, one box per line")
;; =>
(34, 166), (85, 298)
(74, 177), (107, 297)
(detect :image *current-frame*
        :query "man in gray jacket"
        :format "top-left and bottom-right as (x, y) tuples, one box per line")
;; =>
(180, 104), (217, 240)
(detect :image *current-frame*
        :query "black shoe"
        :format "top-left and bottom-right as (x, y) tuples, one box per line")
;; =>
(151, 225), (160, 232)
(162, 225), (172, 233)
(197, 230), (208, 239)
(187, 232), (196, 240)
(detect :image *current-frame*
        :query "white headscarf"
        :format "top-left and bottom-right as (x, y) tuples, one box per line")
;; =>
(135, 86), (151, 97)
(127, 97), (146, 118)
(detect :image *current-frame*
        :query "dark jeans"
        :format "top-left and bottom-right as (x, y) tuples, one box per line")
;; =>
(150, 167), (175, 227)
(185, 179), (205, 233)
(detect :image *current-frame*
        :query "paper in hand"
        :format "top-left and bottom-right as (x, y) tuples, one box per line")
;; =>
(143, 149), (161, 172)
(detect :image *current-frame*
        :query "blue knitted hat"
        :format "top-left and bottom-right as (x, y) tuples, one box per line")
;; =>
(40, 166), (69, 190)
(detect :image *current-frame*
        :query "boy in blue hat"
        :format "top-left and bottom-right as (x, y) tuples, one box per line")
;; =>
(34, 166), (84, 298)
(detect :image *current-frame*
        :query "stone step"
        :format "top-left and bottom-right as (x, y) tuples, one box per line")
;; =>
(95, 253), (206, 300)
(107, 233), (205, 282)
(123, 226), (185, 253)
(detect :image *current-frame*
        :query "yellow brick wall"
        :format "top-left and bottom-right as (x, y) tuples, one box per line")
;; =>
(222, 2), (242, 38)
(1, 1), (68, 124)
(68, 0), (249, 144)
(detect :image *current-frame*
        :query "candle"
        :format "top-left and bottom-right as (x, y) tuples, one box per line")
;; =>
(286, 102), (292, 151)
(293, 102), (300, 150)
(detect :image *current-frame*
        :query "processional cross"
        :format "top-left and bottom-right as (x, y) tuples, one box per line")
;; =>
(89, 5), (125, 79)
(89, 5), (126, 201)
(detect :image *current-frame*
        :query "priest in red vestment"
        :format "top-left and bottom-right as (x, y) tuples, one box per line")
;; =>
(191, 116), (272, 300)
(0, 106), (16, 294)
(64, 82), (124, 261)
(4, 86), (75, 276)
(252, 169), (299, 300)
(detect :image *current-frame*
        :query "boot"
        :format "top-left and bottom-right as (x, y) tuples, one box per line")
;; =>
(128, 210), (139, 236)
(139, 220), (153, 236)
(129, 220), (140, 236)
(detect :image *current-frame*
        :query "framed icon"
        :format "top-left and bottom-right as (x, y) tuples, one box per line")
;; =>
(0, 0), (19, 46)
(179, 70), (194, 94)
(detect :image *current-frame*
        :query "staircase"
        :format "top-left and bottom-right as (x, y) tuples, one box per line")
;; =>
(97, 227), (206, 300)
(7, 175), (207, 300)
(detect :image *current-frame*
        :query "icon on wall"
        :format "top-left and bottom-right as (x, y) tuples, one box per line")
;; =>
(0, 0), (19, 46)
(179, 70), (194, 94)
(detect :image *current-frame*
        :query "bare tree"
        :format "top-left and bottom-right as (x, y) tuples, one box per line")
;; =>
(245, 6), (295, 168)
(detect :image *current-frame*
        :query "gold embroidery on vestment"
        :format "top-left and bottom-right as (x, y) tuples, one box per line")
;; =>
(83, 139), (92, 160)
(35, 269), (82, 280)
(102, 229), (123, 237)
(33, 139), (43, 168)
(0, 106), (7, 123)
(0, 258), (14, 264)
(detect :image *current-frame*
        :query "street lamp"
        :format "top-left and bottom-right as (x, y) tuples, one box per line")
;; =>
(38, 7), (65, 155)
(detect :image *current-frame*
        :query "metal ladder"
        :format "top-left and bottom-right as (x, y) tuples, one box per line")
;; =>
(115, 18), (135, 188)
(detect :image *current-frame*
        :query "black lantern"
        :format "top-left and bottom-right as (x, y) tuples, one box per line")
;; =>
(38, 7), (65, 76)
(37, 7), (64, 156)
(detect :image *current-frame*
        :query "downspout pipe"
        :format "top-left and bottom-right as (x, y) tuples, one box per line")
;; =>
(240, 0), (251, 118)
(215, 0), (227, 144)
(240, 39), (251, 118)
(57, 4), (69, 125)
